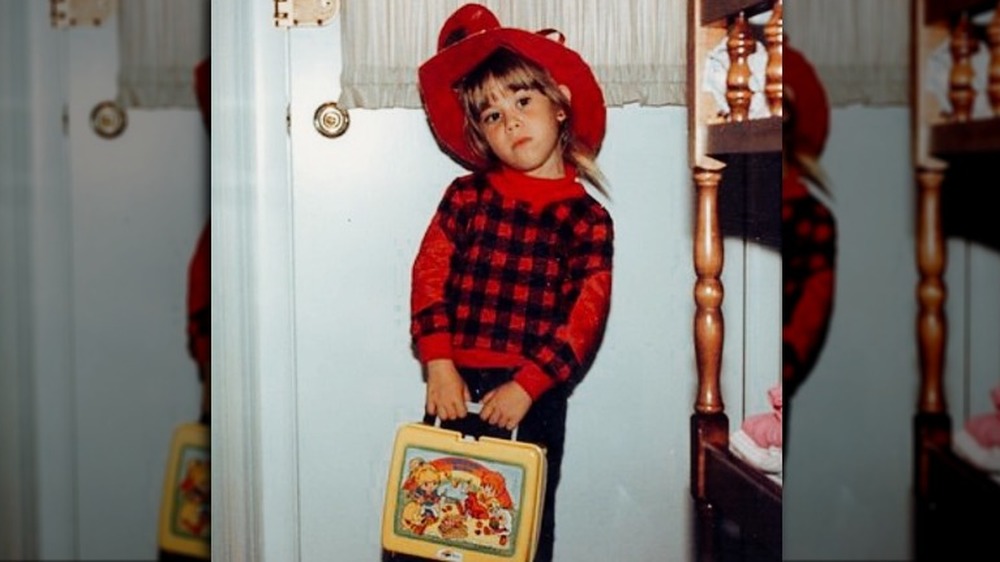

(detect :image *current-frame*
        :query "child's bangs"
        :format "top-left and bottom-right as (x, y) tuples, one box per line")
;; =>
(464, 53), (545, 113)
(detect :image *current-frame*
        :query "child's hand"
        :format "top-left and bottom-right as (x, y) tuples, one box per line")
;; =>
(481, 381), (532, 430)
(426, 359), (471, 421)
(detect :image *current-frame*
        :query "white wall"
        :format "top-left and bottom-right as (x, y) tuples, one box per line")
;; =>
(782, 106), (1000, 560)
(0, 3), (208, 559)
(67, 20), (208, 561)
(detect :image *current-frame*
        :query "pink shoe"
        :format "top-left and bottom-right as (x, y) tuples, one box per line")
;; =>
(742, 384), (783, 449)
(730, 384), (783, 474)
(953, 385), (1000, 473)
(965, 385), (1000, 448)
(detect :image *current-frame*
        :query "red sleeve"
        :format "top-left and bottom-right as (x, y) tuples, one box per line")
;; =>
(782, 198), (836, 394)
(783, 268), (835, 390)
(412, 181), (468, 362)
(411, 216), (456, 362)
(515, 271), (613, 399)
(515, 208), (614, 400)
(187, 221), (210, 367)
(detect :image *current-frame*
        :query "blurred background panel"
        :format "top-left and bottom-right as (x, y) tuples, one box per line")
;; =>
(0, 1), (208, 560)
(784, 1), (1000, 560)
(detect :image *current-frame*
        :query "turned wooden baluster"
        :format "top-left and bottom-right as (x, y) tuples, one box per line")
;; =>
(948, 12), (979, 122)
(693, 168), (724, 415)
(987, 6), (1000, 115)
(916, 168), (947, 416)
(726, 11), (755, 122)
(764, 0), (784, 116)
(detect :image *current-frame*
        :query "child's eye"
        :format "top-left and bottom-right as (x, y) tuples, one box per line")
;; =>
(481, 111), (500, 124)
(516, 95), (531, 108)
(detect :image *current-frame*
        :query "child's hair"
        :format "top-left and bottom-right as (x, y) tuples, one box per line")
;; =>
(457, 48), (609, 196)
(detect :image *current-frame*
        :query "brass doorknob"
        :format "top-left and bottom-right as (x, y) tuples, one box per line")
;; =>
(90, 100), (127, 139)
(313, 102), (349, 138)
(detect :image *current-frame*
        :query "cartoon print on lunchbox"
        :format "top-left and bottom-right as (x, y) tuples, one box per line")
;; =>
(394, 447), (526, 554)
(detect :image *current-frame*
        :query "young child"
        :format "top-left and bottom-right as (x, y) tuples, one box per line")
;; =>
(161, 56), (211, 562)
(405, 4), (614, 561)
(782, 43), (836, 398)
(782, 44), (837, 446)
(188, 57), (211, 425)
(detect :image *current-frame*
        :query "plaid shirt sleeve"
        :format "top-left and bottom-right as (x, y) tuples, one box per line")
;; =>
(410, 181), (465, 362)
(782, 196), (837, 395)
(514, 207), (614, 399)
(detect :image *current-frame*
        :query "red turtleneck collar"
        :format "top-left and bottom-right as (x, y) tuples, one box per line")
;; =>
(486, 164), (586, 212)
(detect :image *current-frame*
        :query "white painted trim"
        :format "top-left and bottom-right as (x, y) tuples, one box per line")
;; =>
(27, 1), (77, 558)
(1, 3), (38, 558)
(212, 1), (300, 561)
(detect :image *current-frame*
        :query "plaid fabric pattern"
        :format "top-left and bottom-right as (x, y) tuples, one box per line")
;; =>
(782, 188), (836, 393)
(186, 222), (210, 369)
(412, 174), (613, 386)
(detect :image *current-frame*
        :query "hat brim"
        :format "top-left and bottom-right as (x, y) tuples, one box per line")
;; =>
(784, 46), (829, 157)
(418, 28), (606, 170)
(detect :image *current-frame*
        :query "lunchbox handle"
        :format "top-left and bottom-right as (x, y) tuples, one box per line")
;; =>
(427, 401), (519, 441)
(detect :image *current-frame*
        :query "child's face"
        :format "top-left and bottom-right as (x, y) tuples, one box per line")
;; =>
(476, 79), (568, 179)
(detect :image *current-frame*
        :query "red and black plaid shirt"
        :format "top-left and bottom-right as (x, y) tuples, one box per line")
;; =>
(782, 169), (836, 396)
(411, 166), (614, 399)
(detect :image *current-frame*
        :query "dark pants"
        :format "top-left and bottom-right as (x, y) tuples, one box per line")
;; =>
(385, 367), (568, 562)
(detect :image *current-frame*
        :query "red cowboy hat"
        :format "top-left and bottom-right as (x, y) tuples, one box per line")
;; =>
(194, 57), (210, 132)
(784, 43), (829, 157)
(418, 3), (606, 170)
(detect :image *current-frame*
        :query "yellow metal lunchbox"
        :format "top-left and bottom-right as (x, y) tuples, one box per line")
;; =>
(381, 405), (547, 562)
(158, 422), (211, 559)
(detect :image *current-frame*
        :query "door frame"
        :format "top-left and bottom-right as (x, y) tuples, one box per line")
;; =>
(213, 1), (301, 560)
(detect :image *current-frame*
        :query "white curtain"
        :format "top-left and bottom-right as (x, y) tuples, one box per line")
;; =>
(117, 0), (209, 109)
(338, 0), (688, 109)
(784, 0), (910, 107)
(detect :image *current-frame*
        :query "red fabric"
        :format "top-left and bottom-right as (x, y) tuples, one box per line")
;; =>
(782, 44), (835, 396)
(187, 221), (210, 367)
(418, 3), (605, 171)
(411, 166), (613, 400)
(782, 168), (836, 394)
(187, 58), (210, 370)
(784, 44), (829, 158)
